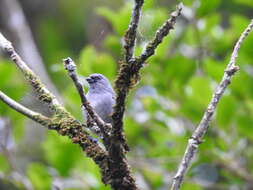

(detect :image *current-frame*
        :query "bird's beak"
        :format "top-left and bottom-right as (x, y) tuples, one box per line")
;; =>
(86, 76), (93, 83)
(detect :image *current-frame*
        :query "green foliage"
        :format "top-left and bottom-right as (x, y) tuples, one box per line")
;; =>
(0, 154), (10, 172)
(42, 131), (84, 176)
(79, 46), (116, 79)
(0, 60), (27, 140)
(96, 3), (131, 36)
(27, 163), (52, 190)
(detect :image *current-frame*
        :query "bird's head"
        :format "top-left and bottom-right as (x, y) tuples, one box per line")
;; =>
(86, 73), (114, 93)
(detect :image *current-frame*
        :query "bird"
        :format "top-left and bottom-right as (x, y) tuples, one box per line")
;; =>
(84, 73), (115, 124)
(84, 73), (129, 151)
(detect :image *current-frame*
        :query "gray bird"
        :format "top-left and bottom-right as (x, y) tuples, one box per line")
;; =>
(85, 73), (115, 123)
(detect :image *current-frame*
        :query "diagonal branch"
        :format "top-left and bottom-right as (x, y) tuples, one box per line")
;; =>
(0, 32), (62, 113)
(170, 19), (253, 190)
(124, 0), (144, 62)
(0, 90), (52, 126)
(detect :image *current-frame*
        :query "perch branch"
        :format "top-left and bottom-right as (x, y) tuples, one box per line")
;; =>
(170, 19), (253, 190)
(124, 0), (144, 62)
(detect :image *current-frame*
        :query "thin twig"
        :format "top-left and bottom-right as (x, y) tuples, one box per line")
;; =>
(0, 91), (52, 126)
(170, 19), (253, 190)
(124, 0), (144, 62)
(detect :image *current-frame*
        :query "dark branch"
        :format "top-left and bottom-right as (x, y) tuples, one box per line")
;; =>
(124, 0), (144, 62)
(108, 3), (182, 190)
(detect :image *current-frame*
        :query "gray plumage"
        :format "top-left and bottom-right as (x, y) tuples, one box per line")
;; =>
(85, 73), (115, 123)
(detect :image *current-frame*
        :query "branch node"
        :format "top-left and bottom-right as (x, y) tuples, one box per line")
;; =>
(225, 65), (240, 76)
(63, 57), (76, 72)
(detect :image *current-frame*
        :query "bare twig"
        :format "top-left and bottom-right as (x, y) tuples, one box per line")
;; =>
(170, 19), (253, 190)
(124, 0), (144, 62)
(63, 57), (111, 138)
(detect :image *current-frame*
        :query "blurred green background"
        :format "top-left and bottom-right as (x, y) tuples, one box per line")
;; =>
(0, 0), (253, 189)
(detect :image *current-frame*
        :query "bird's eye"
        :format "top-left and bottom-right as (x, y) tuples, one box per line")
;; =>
(90, 76), (95, 79)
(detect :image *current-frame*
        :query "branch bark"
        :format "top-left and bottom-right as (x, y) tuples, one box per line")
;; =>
(139, 3), (183, 63)
(124, 0), (144, 62)
(0, 91), (52, 126)
(170, 19), (253, 190)
(0, 33), (110, 185)
(107, 3), (182, 190)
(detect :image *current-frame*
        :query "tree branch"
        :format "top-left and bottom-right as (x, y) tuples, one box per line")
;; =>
(0, 32), (63, 113)
(0, 33), (110, 185)
(124, 0), (144, 62)
(107, 3), (182, 190)
(170, 19), (253, 190)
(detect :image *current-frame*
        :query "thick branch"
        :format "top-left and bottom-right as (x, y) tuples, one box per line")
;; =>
(170, 19), (253, 190)
(107, 4), (182, 190)
(124, 0), (144, 62)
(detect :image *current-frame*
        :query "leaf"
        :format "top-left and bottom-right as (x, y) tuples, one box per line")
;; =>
(79, 46), (116, 80)
(216, 95), (238, 127)
(197, 0), (221, 17)
(27, 163), (52, 190)
(96, 3), (131, 36)
(42, 131), (83, 176)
